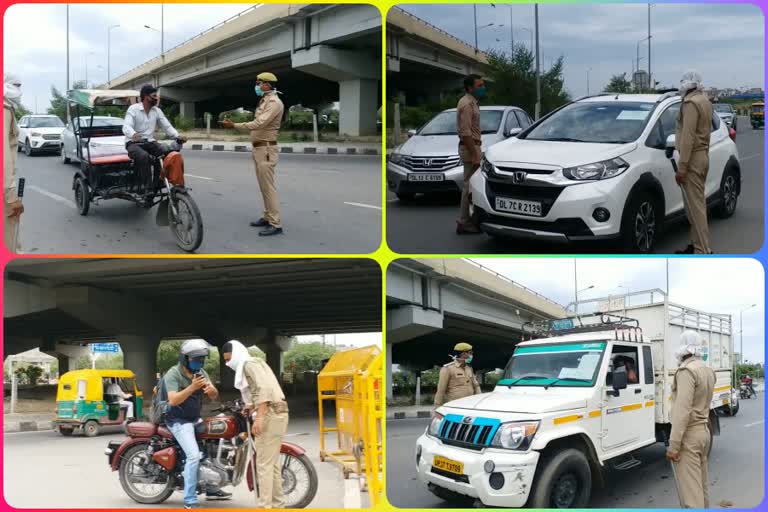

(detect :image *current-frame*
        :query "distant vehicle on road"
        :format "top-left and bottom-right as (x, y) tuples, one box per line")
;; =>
(61, 116), (126, 165)
(470, 92), (741, 253)
(17, 114), (65, 156)
(750, 101), (764, 129)
(714, 103), (738, 131)
(387, 106), (533, 201)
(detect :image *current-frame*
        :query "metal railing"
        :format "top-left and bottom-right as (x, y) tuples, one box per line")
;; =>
(391, 7), (485, 58)
(463, 258), (565, 308)
(108, 4), (263, 85)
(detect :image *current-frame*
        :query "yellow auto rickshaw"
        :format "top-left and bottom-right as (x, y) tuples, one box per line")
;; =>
(750, 101), (764, 129)
(53, 369), (143, 437)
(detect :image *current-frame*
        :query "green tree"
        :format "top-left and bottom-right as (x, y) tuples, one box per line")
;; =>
(75, 354), (92, 370)
(484, 45), (570, 118)
(14, 104), (30, 120)
(392, 370), (416, 393)
(95, 353), (124, 369)
(604, 73), (633, 94)
(283, 342), (336, 373)
(14, 365), (43, 385)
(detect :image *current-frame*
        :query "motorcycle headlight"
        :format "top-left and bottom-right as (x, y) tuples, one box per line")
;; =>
(490, 421), (539, 450)
(563, 157), (629, 181)
(389, 151), (403, 164)
(426, 412), (444, 437)
(481, 157), (495, 176)
(30, 132), (42, 137)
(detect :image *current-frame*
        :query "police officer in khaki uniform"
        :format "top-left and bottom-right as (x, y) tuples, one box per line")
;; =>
(666, 330), (715, 508)
(674, 71), (713, 255)
(222, 340), (289, 508)
(456, 74), (487, 235)
(434, 342), (482, 406)
(222, 72), (285, 236)
(4, 74), (23, 252)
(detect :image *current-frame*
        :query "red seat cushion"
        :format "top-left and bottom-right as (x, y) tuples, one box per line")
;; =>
(157, 426), (174, 439)
(88, 154), (132, 165)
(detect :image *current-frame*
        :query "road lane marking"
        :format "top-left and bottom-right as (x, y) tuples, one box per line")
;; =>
(186, 174), (214, 181)
(744, 420), (765, 428)
(739, 153), (761, 162)
(28, 185), (76, 209)
(344, 202), (382, 210)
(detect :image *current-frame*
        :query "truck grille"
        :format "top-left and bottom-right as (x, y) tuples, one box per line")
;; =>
(401, 155), (461, 172)
(437, 414), (500, 449)
(43, 134), (61, 140)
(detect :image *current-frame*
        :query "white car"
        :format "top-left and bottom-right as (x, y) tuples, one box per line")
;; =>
(470, 92), (741, 253)
(387, 106), (533, 201)
(61, 116), (126, 164)
(17, 114), (65, 156)
(713, 103), (737, 131)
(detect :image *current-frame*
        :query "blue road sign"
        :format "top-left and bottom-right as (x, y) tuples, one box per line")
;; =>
(551, 319), (574, 331)
(91, 343), (120, 354)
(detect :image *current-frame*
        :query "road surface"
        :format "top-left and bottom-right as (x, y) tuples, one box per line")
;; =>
(387, 122), (764, 254)
(17, 151), (381, 254)
(3, 417), (367, 508)
(385, 396), (764, 508)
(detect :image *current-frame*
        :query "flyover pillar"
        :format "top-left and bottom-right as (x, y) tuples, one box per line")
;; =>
(180, 102), (196, 120)
(386, 342), (393, 400)
(119, 335), (160, 403)
(57, 354), (70, 375)
(339, 79), (378, 137)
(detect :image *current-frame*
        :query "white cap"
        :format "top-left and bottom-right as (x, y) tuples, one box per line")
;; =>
(679, 70), (703, 95)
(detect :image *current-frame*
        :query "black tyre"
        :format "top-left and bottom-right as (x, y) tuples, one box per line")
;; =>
(24, 138), (33, 156)
(168, 190), (203, 252)
(74, 176), (90, 216)
(396, 192), (416, 202)
(728, 401), (739, 416)
(528, 448), (592, 509)
(281, 453), (319, 509)
(118, 443), (175, 504)
(58, 426), (74, 436)
(620, 190), (660, 254)
(714, 168), (738, 218)
(83, 420), (100, 437)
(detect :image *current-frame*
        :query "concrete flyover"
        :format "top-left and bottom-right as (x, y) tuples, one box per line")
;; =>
(386, 258), (567, 398)
(106, 4), (381, 136)
(5, 258), (381, 395)
(386, 7), (487, 106)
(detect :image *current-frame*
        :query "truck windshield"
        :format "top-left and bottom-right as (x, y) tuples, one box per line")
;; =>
(499, 342), (606, 387)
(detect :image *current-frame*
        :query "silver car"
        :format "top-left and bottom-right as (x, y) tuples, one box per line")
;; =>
(387, 106), (533, 201)
(61, 116), (125, 164)
(714, 103), (738, 131)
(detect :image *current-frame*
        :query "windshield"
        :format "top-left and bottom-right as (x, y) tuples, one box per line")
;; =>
(752, 105), (764, 113)
(419, 110), (504, 136)
(714, 104), (733, 113)
(500, 342), (606, 387)
(523, 101), (655, 144)
(29, 117), (65, 128)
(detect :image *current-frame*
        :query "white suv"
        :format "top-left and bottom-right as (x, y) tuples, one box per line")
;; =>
(17, 114), (65, 156)
(469, 92), (741, 253)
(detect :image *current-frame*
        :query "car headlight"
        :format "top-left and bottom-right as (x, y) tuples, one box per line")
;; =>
(389, 151), (403, 164)
(490, 421), (539, 450)
(563, 157), (629, 181)
(481, 157), (495, 176)
(426, 412), (444, 437)
(30, 132), (42, 137)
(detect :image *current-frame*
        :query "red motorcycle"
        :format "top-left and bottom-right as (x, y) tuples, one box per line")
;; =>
(105, 400), (318, 507)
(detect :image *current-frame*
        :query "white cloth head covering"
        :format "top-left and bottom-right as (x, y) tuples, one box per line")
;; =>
(4, 73), (22, 110)
(679, 70), (703, 96)
(675, 330), (704, 364)
(223, 339), (252, 400)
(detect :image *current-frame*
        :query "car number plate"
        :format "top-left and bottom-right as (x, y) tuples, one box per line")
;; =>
(433, 455), (464, 475)
(495, 197), (543, 216)
(408, 173), (444, 182)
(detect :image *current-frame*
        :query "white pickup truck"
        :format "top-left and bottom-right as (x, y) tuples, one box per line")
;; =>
(416, 302), (734, 508)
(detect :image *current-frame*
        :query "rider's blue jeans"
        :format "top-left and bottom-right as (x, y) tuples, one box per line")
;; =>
(168, 421), (201, 505)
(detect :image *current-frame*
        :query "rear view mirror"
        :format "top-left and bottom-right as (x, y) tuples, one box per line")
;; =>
(608, 367), (628, 396)
(665, 134), (676, 159)
(407, 129), (417, 137)
(505, 127), (523, 138)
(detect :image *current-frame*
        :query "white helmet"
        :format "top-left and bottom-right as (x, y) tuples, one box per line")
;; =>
(679, 70), (703, 96)
(179, 339), (210, 371)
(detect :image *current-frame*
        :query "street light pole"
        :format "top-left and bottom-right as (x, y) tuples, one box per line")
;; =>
(509, 6), (514, 54)
(739, 304), (757, 367)
(473, 4), (478, 52)
(648, 3), (652, 90)
(107, 24), (120, 83)
(161, 4), (165, 55)
(587, 67), (592, 95)
(66, 4), (70, 122)
(534, 4), (541, 120)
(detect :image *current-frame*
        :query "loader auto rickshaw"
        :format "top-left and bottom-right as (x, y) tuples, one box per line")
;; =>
(54, 369), (143, 437)
(750, 101), (764, 129)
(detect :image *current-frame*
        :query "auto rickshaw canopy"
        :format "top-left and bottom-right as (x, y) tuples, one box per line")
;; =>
(57, 369), (141, 402)
(67, 89), (140, 109)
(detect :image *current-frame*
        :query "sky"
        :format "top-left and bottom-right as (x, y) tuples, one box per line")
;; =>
(399, 3), (764, 97)
(468, 258), (765, 364)
(4, 3), (258, 113)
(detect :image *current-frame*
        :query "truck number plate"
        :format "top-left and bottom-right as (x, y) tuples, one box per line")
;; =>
(433, 455), (464, 474)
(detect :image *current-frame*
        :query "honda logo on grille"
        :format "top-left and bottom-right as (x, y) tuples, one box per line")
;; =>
(513, 171), (527, 184)
(420, 159), (433, 167)
(461, 416), (473, 424)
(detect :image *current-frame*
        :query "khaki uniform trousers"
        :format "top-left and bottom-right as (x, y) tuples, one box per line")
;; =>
(252, 145), (281, 228)
(672, 425), (711, 508)
(4, 202), (19, 253)
(680, 151), (710, 254)
(255, 408), (289, 508)
(458, 144), (481, 225)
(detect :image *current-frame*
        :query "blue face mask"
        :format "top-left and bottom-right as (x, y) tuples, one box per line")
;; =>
(255, 85), (264, 97)
(472, 86), (487, 99)
(187, 359), (204, 372)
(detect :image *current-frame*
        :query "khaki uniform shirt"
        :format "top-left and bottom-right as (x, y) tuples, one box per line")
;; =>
(675, 90), (712, 176)
(669, 357), (715, 452)
(456, 93), (481, 145)
(235, 91), (284, 143)
(243, 358), (287, 408)
(434, 360), (481, 406)
(4, 106), (19, 205)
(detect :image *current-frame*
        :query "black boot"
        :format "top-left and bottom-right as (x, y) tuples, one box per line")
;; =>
(250, 218), (269, 227)
(259, 225), (284, 237)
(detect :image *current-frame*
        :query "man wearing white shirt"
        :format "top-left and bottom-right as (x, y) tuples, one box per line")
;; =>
(106, 378), (134, 420)
(123, 84), (186, 197)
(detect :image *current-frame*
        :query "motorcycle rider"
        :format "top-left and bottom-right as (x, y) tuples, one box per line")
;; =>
(742, 374), (756, 397)
(221, 340), (289, 508)
(163, 339), (231, 508)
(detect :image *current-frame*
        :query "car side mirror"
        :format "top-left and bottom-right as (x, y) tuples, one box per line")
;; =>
(505, 127), (523, 138)
(608, 367), (628, 396)
(407, 129), (417, 137)
(665, 134), (676, 159)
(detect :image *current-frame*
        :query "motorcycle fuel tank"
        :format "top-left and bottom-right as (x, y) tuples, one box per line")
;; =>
(197, 415), (239, 439)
